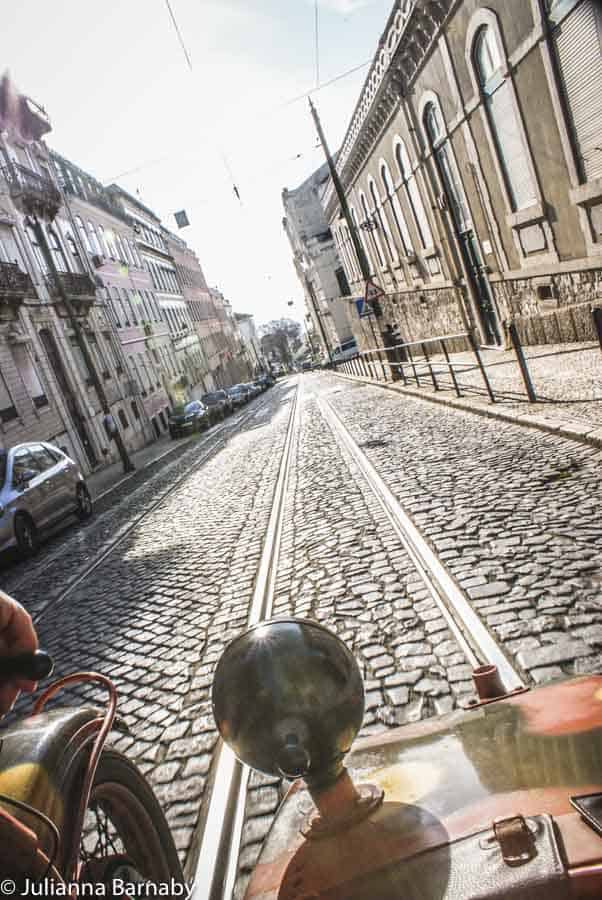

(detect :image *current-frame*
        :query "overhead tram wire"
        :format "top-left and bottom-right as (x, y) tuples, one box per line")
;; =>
(162, 0), (242, 204)
(103, 57), (372, 186)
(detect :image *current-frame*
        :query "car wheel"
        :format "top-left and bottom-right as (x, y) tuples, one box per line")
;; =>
(14, 513), (38, 558)
(76, 484), (93, 521)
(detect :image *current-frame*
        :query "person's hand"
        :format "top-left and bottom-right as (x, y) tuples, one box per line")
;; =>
(0, 590), (38, 715)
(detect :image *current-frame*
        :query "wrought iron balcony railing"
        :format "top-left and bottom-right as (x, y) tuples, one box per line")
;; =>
(0, 260), (34, 298)
(45, 271), (97, 319)
(0, 261), (34, 321)
(45, 271), (97, 299)
(1, 163), (62, 219)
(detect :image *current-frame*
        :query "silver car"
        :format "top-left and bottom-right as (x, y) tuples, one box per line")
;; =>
(0, 442), (92, 557)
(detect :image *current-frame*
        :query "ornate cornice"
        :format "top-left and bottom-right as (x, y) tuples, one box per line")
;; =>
(324, 0), (450, 220)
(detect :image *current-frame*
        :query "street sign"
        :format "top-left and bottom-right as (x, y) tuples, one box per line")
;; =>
(364, 279), (385, 318)
(355, 297), (372, 319)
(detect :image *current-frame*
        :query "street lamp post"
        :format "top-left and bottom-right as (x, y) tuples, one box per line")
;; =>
(309, 98), (382, 354)
(31, 217), (135, 473)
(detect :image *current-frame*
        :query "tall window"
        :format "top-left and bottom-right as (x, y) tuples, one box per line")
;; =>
(46, 228), (68, 272)
(0, 369), (17, 422)
(548, 0), (602, 182)
(69, 336), (93, 386)
(424, 102), (472, 233)
(395, 139), (433, 249)
(25, 224), (48, 273)
(360, 191), (384, 267)
(369, 179), (397, 264)
(75, 216), (94, 254)
(87, 222), (102, 256)
(473, 26), (536, 210)
(380, 161), (413, 256)
(12, 345), (47, 408)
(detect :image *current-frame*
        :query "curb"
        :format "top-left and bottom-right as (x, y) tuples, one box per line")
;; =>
(92, 436), (195, 504)
(330, 372), (602, 451)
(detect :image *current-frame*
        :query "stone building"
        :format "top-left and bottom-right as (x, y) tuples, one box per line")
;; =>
(321, 0), (602, 350)
(235, 312), (266, 376)
(282, 163), (355, 359)
(163, 228), (215, 398)
(50, 154), (175, 443)
(0, 76), (138, 473)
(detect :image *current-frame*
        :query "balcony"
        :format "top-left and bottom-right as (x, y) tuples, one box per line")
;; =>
(0, 261), (34, 321)
(1, 163), (62, 220)
(45, 271), (97, 318)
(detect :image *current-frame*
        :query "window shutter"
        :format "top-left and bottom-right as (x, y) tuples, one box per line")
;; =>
(553, 0), (602, 181)
(487, 81), (537, 210)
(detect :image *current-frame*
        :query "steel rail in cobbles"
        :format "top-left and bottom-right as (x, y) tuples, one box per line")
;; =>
(29, 392), (286, 627)
(189, 382), (301, 900)
(318, 396), (525, 692)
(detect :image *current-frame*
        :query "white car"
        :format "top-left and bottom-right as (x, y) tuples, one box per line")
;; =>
(0, 442), (92, 557)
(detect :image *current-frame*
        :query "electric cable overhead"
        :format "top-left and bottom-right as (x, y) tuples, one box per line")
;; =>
(164, 0), (193, 71)
(162, 0), (242, 204)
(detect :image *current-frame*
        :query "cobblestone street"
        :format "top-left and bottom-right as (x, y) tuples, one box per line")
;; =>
(3, 374), (602, 891)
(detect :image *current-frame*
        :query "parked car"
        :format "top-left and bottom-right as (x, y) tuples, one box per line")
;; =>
(244, 382), (261, 399)
(227, 385), (250, 408)
(0, 442), (93, 558)
(168, 400), (209, 438)
(201, 391), (231, 423)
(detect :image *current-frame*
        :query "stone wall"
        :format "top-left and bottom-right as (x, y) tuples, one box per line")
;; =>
(385, 285), (470, 353)
(493, 267), (602, 346)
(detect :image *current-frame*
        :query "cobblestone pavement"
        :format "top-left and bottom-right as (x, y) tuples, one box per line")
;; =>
(17, 383), (297, 861)
(317, 373), (602, 681)
(6, 370), (602, 891)
(234, 378), (477, 898)
(381, 341), (602, 429)
(0, 396), (272, 620)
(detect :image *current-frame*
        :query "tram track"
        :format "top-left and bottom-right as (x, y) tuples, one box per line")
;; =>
(187, 377), (530, 900)
(188, 381), (301, 900)
(4, 390), (284, 626)
(318, 395), (525, 694)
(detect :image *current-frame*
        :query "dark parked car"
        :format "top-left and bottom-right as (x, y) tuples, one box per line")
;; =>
(227, 385), (250, 408)
(0, 442), (92, 557)
(168, 400), (209, 438)
(201, 391), (231, 422)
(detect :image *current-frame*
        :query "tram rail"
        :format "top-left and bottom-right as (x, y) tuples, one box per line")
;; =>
(30, 388), (290, 627)
(187, 379), (528, 900)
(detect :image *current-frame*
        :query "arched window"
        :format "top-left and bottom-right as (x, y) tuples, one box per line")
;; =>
(360, 191), (384, 267)
(351, 205), (373, 274)
(424, 101), (472, 233)
(380, 161), (413, 256)
(369, 179), (397, 264)
(394, 139), (433, 249)
(473, 26), (536, 211)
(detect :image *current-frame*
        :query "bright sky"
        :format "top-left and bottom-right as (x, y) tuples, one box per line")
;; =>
(2, 0), (393, 327)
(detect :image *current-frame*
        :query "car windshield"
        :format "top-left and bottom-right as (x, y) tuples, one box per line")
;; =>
(202, 394), (221, 403)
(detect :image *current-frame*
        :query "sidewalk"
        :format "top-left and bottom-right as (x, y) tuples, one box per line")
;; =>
(87, 433), (193, 501)
(336, 341), (602, 448)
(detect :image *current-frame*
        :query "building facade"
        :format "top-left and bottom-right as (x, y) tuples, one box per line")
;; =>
(282, 163), (355, 359)
(235, 312), (266, 376)
(321, 0), (602, 350)
(0, 77), (142, 473)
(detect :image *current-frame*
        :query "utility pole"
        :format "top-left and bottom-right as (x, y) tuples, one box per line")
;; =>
(309, 97), (382, 352)
(32, 217), (135, 473)
(305, 280), (334, 366)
